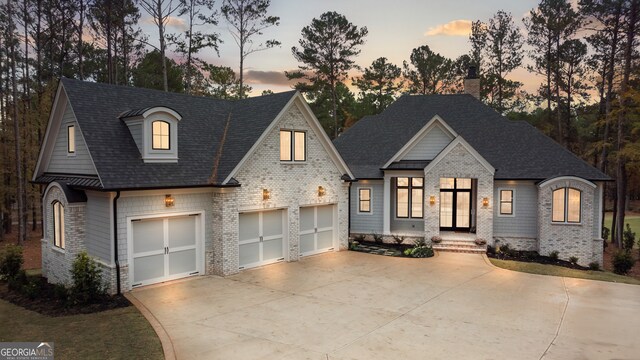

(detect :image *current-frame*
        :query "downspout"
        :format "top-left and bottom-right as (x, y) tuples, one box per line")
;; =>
(113, 191), (121, 295)
(347, 181), (352, 239)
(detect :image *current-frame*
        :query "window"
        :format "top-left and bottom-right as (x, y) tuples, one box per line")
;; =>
(499, 190), (513, 215)
(152, 121), (170, 150)
(67, 125), (75, 154)
(359, 188), (371, 213)
(396, 177), (423, 218)
(280, 130), (306, 162)
(552, 187), (581, 223)
(52, 201), (65, 249)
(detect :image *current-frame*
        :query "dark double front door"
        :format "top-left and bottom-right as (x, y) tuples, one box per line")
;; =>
(439, 178), (472, 231)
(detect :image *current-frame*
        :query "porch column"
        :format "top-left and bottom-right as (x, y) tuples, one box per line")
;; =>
(383, 175), (391, 234)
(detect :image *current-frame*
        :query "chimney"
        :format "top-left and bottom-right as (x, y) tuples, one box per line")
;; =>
(464, 65), (480, 100)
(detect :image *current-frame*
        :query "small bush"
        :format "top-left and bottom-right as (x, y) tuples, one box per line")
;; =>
(372, 232), (384, 244)
(431, 236), (442, 244)
(623, 224), (636, 251)
(22, 278), (42, 300)
(548, 251), (559, 260)
(486, 245), (496, 255)
(588, 262), (600, 271)
(569, 256), (578, 265)
(7, 270), (27, 291)
(403, 248), (412, 256)
(353, 234), (366, 242)
(71, 252), (106, 304)
(410, 246), (434, 258)
(0, 245), (24, 280)
(499, 243), (511, 253)
(612, 250), (635, 275)
(392, 235), (405, 245)
(475, 238), (487, 246)
(602, 226), (610, 241)
(414, 237), (427, 247)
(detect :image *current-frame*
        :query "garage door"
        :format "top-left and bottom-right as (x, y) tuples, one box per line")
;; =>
(239, 210), (285, 270)
(299, 205), (335, 256)
(130, 215), (200, 287)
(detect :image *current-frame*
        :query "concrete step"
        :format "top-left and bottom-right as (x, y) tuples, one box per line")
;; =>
(433, 241), (486, 254)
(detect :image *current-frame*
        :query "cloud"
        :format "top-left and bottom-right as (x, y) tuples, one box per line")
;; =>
(143, 16), (187, 31)
(425, 20), (472, 36)
(244, 70), (293, 86)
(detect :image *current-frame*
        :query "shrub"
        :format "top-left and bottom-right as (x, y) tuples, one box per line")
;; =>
(414, 237), (427, 247)
(612, 250), (635, 275)
(409, 246), (434, 258)
(486, 245), (496, 255)
(602, 226), (610, 241)
(22, 278), (42, 300)
(499, 243), (510, 253)
(623, 223), (636, 251)
(588, 262), (600, 271)
(71, 252), (106, 304)
(372, 232), (384, 244)
(7, 270), (27, 291)
(0, 245), (24, 281)
(548, 251), (559, 260)
(430, 236), (442, 244)
(353, 234), (366, 242)
(392, 235), (405, 245)
(569, 256), (579, 265)
(474, 238), (487, 246)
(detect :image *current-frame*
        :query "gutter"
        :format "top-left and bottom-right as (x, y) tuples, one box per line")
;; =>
(113, 191), (121, 295)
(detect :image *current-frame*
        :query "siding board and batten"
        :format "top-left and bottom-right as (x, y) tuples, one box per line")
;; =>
(85, 191), (112, 262)
(46, 104), (97, 175)
(401, 124), (453, 161)
(493, 181), (538, 238)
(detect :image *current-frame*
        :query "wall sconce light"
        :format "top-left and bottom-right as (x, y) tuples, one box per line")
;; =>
(429, 195), (436, 205)
(262, 188), (271, 201)
(318, 186), (326, 197)
(165, 194), (175, 207)
(482, 197), (489, 207)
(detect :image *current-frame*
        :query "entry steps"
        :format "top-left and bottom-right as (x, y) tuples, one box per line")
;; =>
(432, 240), (487, 254)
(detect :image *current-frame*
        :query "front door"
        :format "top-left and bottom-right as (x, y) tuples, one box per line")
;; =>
(439, 178), (472, 231)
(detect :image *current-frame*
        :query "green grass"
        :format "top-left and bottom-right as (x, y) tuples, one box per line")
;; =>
(0, 299), (163, 359)
(603, 213), (640, 243)
(489, 258), (640, 285)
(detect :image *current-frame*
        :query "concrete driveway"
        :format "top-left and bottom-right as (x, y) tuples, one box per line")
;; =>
(130, 251), (640, 360)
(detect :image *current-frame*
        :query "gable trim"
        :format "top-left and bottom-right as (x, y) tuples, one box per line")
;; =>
(382, 115), (457, 169)
(537, 176), (597, 189)
(222, 92), (355, 184)
(424, 136), (495, 175)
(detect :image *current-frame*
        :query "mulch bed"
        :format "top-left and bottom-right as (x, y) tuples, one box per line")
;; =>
(350, 239), (414, 257)
(487, 249), (589, 270)
(1, 226), (44, 270)
(0, 278), (130, 317)
(603, 242), (640, 280)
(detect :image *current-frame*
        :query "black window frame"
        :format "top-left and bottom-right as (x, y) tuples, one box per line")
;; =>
(151, 120), (171, 150)
(396, 177), (424, 219)
(552, 187), (582, 224)
(67, 125), (75, 154)
(358, 188), (371, 213)
(52, 201), (65, 249)
(280, 129), (306, 162)
(499, 189), (514, 215)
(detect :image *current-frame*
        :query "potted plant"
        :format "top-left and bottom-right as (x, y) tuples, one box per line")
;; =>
(474, 238), (487, 246)
(431, 236), (442, 244)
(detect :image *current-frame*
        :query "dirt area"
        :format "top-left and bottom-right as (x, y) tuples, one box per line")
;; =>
(604, 241), (640, 280)
(0, 226), (43, 270)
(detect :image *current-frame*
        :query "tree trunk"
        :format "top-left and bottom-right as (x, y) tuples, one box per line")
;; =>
(78, 0), (84, 80)
(157, 0), (168, 92)
(331, 79), (338, 139)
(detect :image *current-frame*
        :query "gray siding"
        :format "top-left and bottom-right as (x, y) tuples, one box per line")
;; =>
(493, 181), (538, 238)
(350, 181), (383, 233)
(128, 123), (143, 154)
(86, 191), (112, 262)
(402, 124), (452, 160)
(47, 104), (96, 174)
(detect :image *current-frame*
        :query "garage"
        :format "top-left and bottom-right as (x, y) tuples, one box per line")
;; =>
(130, 214), (202, 287)
(238, 209), (286, 270)
(299, 205), (335, 256)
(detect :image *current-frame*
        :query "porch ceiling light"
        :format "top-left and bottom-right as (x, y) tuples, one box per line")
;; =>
(165, 194), (175, 207)
(482, 197), (489, 207)
(429, 195), (436, 205)
(262, 188), (271, 201)
(318, 186), (326, 197)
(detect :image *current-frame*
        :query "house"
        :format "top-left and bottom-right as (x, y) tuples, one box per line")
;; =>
(333, 72), (609, 266)
(33, 78), (354, 294)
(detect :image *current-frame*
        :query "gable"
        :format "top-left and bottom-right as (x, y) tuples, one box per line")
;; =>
(401, 123), (453, 161)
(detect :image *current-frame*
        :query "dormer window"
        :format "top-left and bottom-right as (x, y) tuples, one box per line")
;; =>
(67, 125), (75, 154)
(152, 121), (170, 150)
(120, 106), (181, 163)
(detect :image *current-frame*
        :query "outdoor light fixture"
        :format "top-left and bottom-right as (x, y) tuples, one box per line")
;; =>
(262, 188), (271, 201)
(482, 197), (489, 207)
(165, 194), (175, 207)
(318, 186), (326, 197)
(429, 195), (436, 205)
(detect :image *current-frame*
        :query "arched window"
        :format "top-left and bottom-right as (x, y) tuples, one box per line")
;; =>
(52, 201), (65, 249)
(152, 121), (170, 150)
(552, 187), (581, 223)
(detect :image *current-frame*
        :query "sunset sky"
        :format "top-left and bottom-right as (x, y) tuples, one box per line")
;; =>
(139, 0), (556, 95)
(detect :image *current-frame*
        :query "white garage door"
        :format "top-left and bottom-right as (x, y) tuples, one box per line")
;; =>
(239, 210), (285, 270)
(130, 214), (200, 287)
(300, 205), (335, 256)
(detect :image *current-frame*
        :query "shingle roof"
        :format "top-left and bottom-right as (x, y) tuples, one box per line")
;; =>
(60, 78), (296, 190)
(333, 94), (609, 181)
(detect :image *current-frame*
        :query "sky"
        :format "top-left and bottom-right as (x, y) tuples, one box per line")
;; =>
(139, 0), (550, 96)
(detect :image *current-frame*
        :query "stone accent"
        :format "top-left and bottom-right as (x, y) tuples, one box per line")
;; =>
(537, 177), (601, 266)
(423, 142), (494, 243)
(493, 236), (537, 251)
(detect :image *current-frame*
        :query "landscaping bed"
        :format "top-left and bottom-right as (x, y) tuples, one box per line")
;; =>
(350, 237), (434, 258)
(487, 246), (589, 270)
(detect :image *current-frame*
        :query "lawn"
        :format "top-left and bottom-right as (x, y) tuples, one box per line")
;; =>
(489, 258), (640, 285)
(604, 213), (640, 243)
(0, 299), (164, 360)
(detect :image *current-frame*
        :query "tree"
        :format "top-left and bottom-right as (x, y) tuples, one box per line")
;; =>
(402, 45), (456, 95)
(221, 0), (280, 98)
(132, 50), (184, 92)
(202, 64), (250, 99)
(289, 11), (368, 138)
(557, 39), (590, 149)
(139, 0), (183, 92)
(353, 57), (402, 114)
(169, 0), (220, 94)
